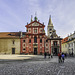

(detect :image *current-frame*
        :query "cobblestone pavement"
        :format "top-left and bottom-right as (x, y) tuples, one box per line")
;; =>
(0, 56), (75, 75)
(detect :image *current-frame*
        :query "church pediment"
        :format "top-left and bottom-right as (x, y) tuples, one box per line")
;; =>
(32, 22), (39, 26)
(25, 21), (45, 27)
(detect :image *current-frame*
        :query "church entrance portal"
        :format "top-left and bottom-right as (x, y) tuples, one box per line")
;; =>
(53, 48), (57, 55)
(34, 48), (37, 55)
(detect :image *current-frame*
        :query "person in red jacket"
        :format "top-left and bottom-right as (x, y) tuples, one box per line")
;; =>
(58, 52), (62, 63)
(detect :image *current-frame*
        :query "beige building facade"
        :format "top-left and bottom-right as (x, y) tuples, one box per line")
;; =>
(0, 32), (21, 54)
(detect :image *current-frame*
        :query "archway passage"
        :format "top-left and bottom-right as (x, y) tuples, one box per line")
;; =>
(34, 48), (37, 55)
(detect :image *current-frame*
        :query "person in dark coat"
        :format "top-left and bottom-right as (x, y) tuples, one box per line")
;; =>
(51, 53), (53, 58)
(48, 53), (51, 58)
(72, 52), (73, 57)
(44, 52), (47, 59)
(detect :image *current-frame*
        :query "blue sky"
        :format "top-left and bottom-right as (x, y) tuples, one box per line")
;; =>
(0, 0), (75, 38)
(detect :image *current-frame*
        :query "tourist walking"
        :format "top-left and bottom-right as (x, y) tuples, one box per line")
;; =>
(58, 52), (62, 63)
(72, 52), (73, 57)
(61, 53), (65, 63)
(48, 53), (50, 58)
(44, 52), (47, 59)
(51, 53), (53, 58)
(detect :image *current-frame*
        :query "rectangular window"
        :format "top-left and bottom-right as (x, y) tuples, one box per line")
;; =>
(65, 44), (67, 48)
(13, 40), (15, 44)
(40, 39), (42, 43)
(46, 40), (48, 42)
(34, 36), (37, 43)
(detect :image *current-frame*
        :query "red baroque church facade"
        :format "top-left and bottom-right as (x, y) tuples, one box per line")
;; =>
(20, 16), (62, 55)
(20, 16), (45, 55)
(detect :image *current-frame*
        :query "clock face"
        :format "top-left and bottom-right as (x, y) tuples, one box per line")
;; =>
(32, 22), (39, 26)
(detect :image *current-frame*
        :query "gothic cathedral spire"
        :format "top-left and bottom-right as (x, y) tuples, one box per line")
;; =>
(48, 15), (53, 26)
(47, 15), (58, 38)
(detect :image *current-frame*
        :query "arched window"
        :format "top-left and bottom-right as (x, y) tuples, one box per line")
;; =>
(34, 36), (37, 43)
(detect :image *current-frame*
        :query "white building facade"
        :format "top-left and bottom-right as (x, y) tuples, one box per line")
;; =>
(68, 31), (75, 55)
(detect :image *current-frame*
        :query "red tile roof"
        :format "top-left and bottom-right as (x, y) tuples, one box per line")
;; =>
(0, 32), (24, 39)
(62, 37), (68, 44)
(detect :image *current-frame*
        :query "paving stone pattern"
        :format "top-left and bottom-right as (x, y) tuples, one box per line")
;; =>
(0, 56), (75, 75)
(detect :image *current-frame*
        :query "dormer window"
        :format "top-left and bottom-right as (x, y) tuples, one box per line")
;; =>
(8, 34), (11, 35)
(49, 29), (52, 31)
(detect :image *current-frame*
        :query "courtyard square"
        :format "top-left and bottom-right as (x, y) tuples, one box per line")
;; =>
(0, 55), (75, 75)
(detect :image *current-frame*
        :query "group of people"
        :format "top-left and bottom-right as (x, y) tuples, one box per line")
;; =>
(44, 52), (53, 59)
(58, 52), (65, 63)
(44, 52), (65, 63)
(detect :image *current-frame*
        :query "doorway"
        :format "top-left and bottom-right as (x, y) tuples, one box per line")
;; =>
(34, 48), (37, 55)
(53, 48), (57, 55)
(12, 48), (15, 54)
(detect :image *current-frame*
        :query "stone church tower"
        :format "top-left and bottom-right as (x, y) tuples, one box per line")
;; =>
(47, 15), (58, 38)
